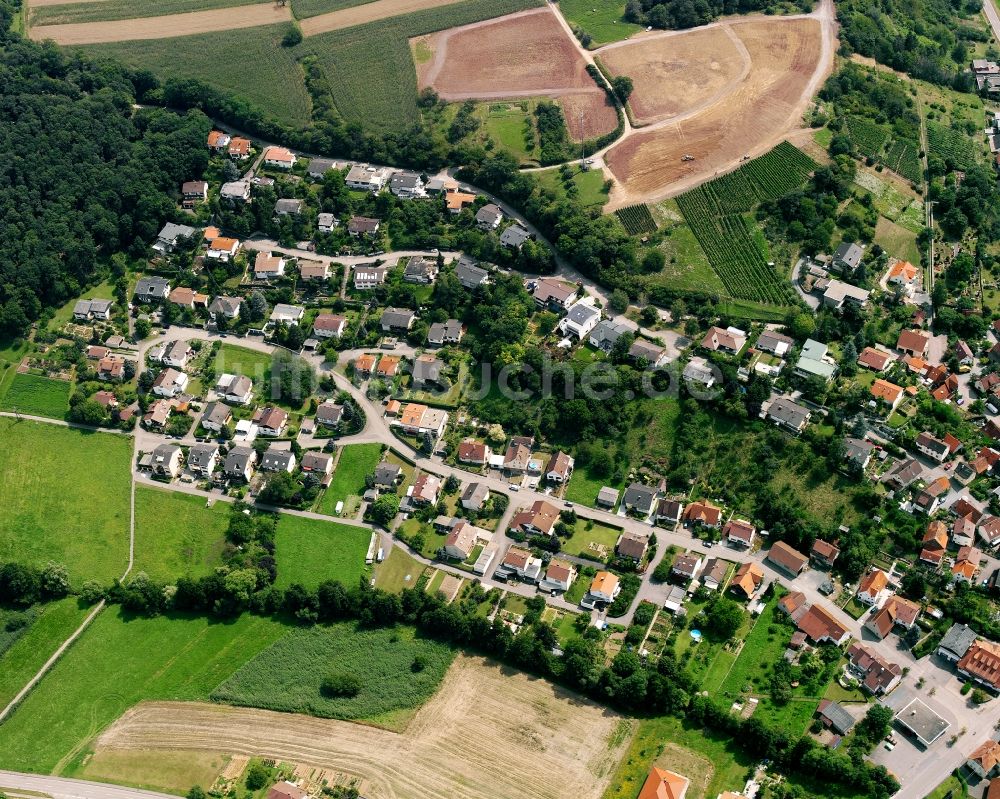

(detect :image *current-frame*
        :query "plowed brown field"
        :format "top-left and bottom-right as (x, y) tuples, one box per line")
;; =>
(603, 17), (823, 204)
(415, 6), (618, 141)
(93, 655), (631, 799)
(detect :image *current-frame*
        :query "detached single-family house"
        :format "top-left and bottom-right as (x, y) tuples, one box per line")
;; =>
(253, 406), (288, 436)
(684, 500), (721, 528)
(143, 399), (171, 430)
(460, 482), (489, 512)
(833, 241), (864, 274)
(270, 304), (305, 326)
(254, 252), (286, 280)
(856, 568), (890, 606)
(756, 330), (793, 356)
(389, 171), (425, 199)
(500, 224), (531, 249)
(630, 339), (669, 368)
(701, 326), (747, 354)
(274, 199), (304, 217)
(353, 265), (388, 289)
(403, 257), (439, 284)
(844, 437), (875, 471)
(73, 298), (112, 321)
(673, 554), (703, 582)
(766, 541), (808, 576)
(822, 279), (870, 310)
(262, 146), (296, 169)
(135, 275), (171, 302)
(457, 440), (490, 466)
(858, 347), (893, 372)
(616, 531), (649, 563)
(658, 498), (684, 525)
(540, 559), (576, 593)
(532, 278), (576, 311)
(151, 444), (183, 478)
(206, 237), (239, 262)
(731, 562), (764, 599)
(260, 445), (296, 473)
(915, 431), (950, 462)
(475, 203), (503, 230)
(187, 443), (220, 476)
(181, 180), (208, 206)
(795, 339), (837, 381)
(590, 319), (631, 352)
(373, 463), (402, 489)
(301, 451), (334, 478)
(215, 374), (253, 405)
(396, 403), (448, 439)
(847, 643), (902, 695)
(766, 397), (811, 434)
(509, 500), (560, 537)
(299, 261), (330, 281)
(315, 401), (344, 429)
(412, 355), (444, 388)
(456, 258), (490, 289)
(162, 340), (193, 369)
(220, 180), (251, 202)
(345, 164), (389, 192)
(544, 451), (574, 484)
(897, 329), (930, 358)
(151, 368), (188, 398)
(152, 223), (196, 255)
(168, 287), (208, 309)
(966, 741), (1000, 780)
(558, 301), (601, 339)
(798, 604), (850, 646)
(701, 558), (729, 591)
(871, 379), (904, 410)
(724, 518), (756, 548)
(224, 446), (257, 482)
(498, 545), (543, 582)
(622, 483), (658, 516)
(445, 191), (476, 214)
(207, 130), (231, 151)
(585, 571), (621, 605)
(201, 401), (232, 432)
(887, 260), (919, 295)
(380, 307), (415, 333)
(313, 313), (347, 339)
(348, 216), (381, 237)
(427, 319), (464, 346)
(811, 539), (840, 569)
(209, 295), (242, 321)
(227, 137), (251, 159)
(865, 595), (920, 639)
(317, 213), (337, 233)
(958, 640), (1000, 694)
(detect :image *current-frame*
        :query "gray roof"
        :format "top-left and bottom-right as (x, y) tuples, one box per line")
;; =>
(834, 242), (864, 268)
(938, 623), (978, 658)
(391, 172), (422, 190)
(374, 463), (401, 487)
(274, 198), (304, 215)
(475, 203), (502, 225)
(629, 338), (665, 363)
(308, 158), (338, 177)
(623, 482), (656, 511)
(224, 446), (256, 475)
(220, 180), (250, 199)
(565, 303), (600, 326)
(768, 397), (811, 430)
(380, 307), (415, 330)
(756, 330), (793, 353)
(461, 481), (489, 507)
(188, 443), (219, 469)
(301, 450), (332, 471)
(260, 445), (295, 471)
(844, 437), (874, 464)
(135, 276), (170, 295)
(316, 401), (344, 425)
(152, 443), (180, 461)
(500, 224), (531, 248)
(597, 487), (619, 505)
(819, 701), (856, 734)
(317, 212), (336, 227)
(413, 357), (444, 385)
(590, 319), (630, 347)
(428, 319), (463, 343)
(455, 258), (489, 288)
(209, 295), (242, 316)
(404, 258), (436, 279)
(202, 401), (232, 427)
(157, 223), (196, 243)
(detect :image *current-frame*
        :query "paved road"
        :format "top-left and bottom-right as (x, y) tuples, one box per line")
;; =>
(0, 771), (177, 799)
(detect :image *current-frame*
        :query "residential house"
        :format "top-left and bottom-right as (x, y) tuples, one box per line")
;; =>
(233, 419), (258, 443)
(455, 257), (490, 289)
(313, 314), (346, 339)
(731, 562), (764, 599)
(952, 545), (983, 584)
(307, 157), (338, 178)
(755, 330), (794, 356)
(616, 531), (649, 563)
(822, 279), (870, 310)
(396, 403), (448, 439)
(412, 355), (443, 388)
(389, 171), (425, 199)
(865, 595), (920, 639)
(427, 319), (464, 346)
(558, 300), (601, 339)
(858, 346), (893, 371)
(795, 339), (837, 381)
(168, 286), (208, 309)
(92, 390), (118, 411)
(798, 604), (850, 645)
(206, 237), (239, 262)
(544, 451), (574, 484)
(151, 224), (196, 255)
(598, 487), (620, 508)
(540, 559), (577, 593)
(856, 568), (891, 606)
(937, 623), (979, 663)
(502, 436), (534, 474)
(622, 483), (658, 516)
(778, 590), (808, 620)
(376, 355), (401, 379)
(200, 401), (233, 432)
(847, 643), (902, 695)
(253, 406), (288, 436)
(134, 275), (171, 302)
(953, 515), (978, 548)
(443, 521), (482, 560)
(267, 782), (307, 799)
(811, 539), (840, 569)
(871, 379), (904, 410)
(500, 224), (532, 249)
(509, 500), (560, 536)
(97, 356), (126, 381)
(915, 431), (950, 463)
(426, 176), (458, 194)
(254, 252), (286, 280)
(475, 203), (503, 230)
(590, 319), (631, 352)
(457, 440), (490, 466)
(317, 213), (337, 233)
(724, 518), (756, 548)
(181, 180), (208, 206)
(187, 443), (220, 476)
(766, 397), (812, 434)
(958, 639), (1000, 693)
(301, 451), (334, 478)
(966, 741), (1000, 780)
(344, 164), (389, 192)
(637, 768), (688, 799)
(260, 445), (296, 473)
(224, 446), (257, 482)
(380, 307), (415, 333)
(498, 545), (542, 582)
(228, 137), (251, 159)
(262, 146), (296, 169)
(701, 558), (729, 590)
(403, 257), (438, 284)
(73, 298), (112, 321)
(882, 457), (923, 492)
(209, 295), (242, 321)
(215, 374), (253, 405)
(683, 357), (715, 388)
(673, 553), (703, 582)
(220, 180), (251, 202)
(347, 216), (381, 237)
(817, 700), (856, 736)
(151, 368), (188, 398)
(844, 437), (875, 471)
(586, 571), (621, 605)
(162, 340), (193, 369)
(353, 265), (388, 289)
(532, 277), (576, 311)
(315, 401), (344, 429)
(270, 304), (305, 326)
(766, 541), (808, 576)
(87, 345), (109, 360)
(657, 498), (684, 525)
(897, 329), (930, 358)
(701, 326), (747, 354)
(299, 261), (330, 281)
(460, 482), (490, 512)
(956, 340), (975, 366)
(445, 191), (476, 214)
(833, 241), (864, 273)
(630, 338), (669, 368)
(143, 399), (171, 430)
(373, 463), (402, 489)
(914, 475), (950, 514)
(684, 500), (722, 528)
(207, 130), (231, 151)
(979, 516), (1000, 548)
(151, 444), (182, 478)
(887, 260), (919, 295)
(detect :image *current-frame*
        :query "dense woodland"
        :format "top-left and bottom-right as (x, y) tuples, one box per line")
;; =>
(623, 0), (813, 30)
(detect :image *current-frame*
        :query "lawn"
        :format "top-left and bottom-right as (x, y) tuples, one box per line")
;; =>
(564, 465), (620, 506)
(212, 623), (455, 729)
(76, 24), (312, 128)
(0, 608), (289, 775)
(214, 343), (275, 384)
(482, 102), (537, 162)
(875, 216), (921, 264)
(31, 0), (254, 24)
(317, 442), (383, 517)
(0, 418), (131, 583)
(374, 545), (427, 592)
(564, 574), (590, 605)
(47, 279), (117, 330)
(926, 775), (967, 799)
(133, 487), (230, 583)
(0, 372), (71, 419)
(648, 200), (729, 296)
(562, 518), (623, 561)
(536, 167), (609, 210)
(0, 597), (90, 711)
(558, 0), (642, 46)
(274, 515), (372, 588)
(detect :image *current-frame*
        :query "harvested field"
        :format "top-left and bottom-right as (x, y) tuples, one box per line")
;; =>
(30, 0), (259, 25)
(30, 2), (292, 44)
(599, 25), (748, 125)
(301, 0), (463, 36)
(416, 7), (616, 141)
(603, 17), (825, 205)
(94, 655), (630, 799)
(29, 0), (106, 6)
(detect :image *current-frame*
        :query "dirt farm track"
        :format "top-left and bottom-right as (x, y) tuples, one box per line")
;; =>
(92, 656), (631, 799)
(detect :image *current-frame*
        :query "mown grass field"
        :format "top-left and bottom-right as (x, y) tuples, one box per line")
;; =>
(0, 372), (71, 418)
(304, 0), (543, 131)
(648, 198), (728, 296)
(274, 514), (372, 587)
(317, 442), (383, 516)
(482, 103), (537, 162)
(214, 343), (275, 383)
(133, 487), (230, 582)
(31, 0), (256, 25)
(0, 609), (289, 775)
(0, 597), (90, 711)
(212, 623), (454, 728)
(0, 418), (131, 583)
(558, 0), (642, 46)
(535, 167), (609, 210)
(75, 24), (312, 128)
